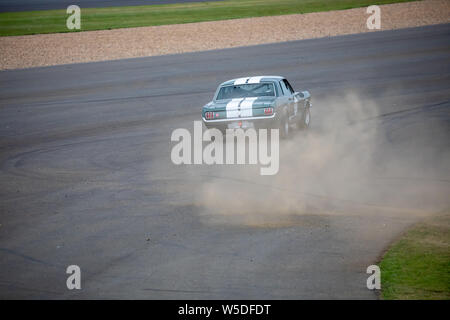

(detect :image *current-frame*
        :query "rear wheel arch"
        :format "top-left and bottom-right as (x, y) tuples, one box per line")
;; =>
(279, 107), (290, 139)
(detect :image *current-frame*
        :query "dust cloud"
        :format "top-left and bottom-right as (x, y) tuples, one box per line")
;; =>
(191, 91), (450, 226)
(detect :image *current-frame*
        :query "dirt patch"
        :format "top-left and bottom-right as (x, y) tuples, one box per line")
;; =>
(0, 0), (449, 70)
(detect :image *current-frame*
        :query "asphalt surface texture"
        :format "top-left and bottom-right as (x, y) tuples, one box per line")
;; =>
(0, 0), (223, 12)
(0, 24), (449, 299)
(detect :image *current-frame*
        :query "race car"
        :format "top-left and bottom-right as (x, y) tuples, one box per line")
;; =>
(202, 76), (311, 138)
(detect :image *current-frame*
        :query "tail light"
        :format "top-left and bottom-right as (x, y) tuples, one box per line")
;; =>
(205, 111), (214, 120)
(264, 108), (273, 115)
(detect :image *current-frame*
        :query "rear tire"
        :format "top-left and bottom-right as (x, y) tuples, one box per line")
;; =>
(279, 111), (290, 139)
(298, 105), (311, 130)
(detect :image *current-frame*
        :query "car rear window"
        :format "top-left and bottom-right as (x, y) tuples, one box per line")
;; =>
(216, 83), (275, 100)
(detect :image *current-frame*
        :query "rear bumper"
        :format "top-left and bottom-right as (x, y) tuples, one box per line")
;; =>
(202, 114), (277, 131)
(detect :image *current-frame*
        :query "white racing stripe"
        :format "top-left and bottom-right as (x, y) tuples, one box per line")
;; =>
(226, 98), (243, 118)
(247, 76), (263, 84)
(225, 97), (257, 119)
(234, 78), (249, 85)
(239, 97), (257, 117)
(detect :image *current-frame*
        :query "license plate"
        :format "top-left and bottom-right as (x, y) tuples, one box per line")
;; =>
(228, 121), (254, 129)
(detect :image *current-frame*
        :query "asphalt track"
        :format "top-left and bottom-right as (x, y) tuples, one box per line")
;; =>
(0, 24), (449, 299)
(0, 0), (223, 13)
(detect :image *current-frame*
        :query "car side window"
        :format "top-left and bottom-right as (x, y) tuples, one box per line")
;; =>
(280, 80), (290, 96)
(273, 82), (280, 96)
(284, 79), (295, 94)
(278, 81), (284, 96)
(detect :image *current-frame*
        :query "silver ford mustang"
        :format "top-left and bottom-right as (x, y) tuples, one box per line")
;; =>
(202, 76), (311, 138)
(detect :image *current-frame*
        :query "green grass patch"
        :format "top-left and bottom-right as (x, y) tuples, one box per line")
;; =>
(379, 212), (450, 299)
(0, 0), (418, 36)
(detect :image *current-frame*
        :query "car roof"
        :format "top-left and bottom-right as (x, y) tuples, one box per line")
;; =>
(219, 76), (285, 86)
